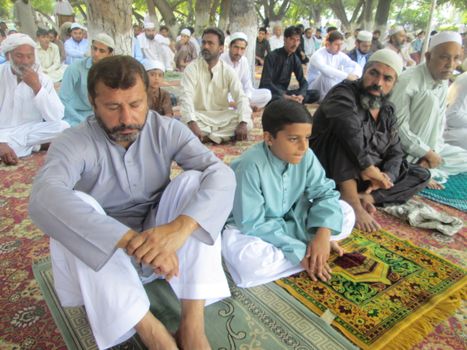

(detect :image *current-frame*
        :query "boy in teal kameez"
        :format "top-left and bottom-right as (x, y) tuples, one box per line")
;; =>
(222, 99), (355, 288)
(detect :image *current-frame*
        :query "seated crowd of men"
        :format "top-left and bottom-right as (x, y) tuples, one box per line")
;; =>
(0, 20), (466, 350)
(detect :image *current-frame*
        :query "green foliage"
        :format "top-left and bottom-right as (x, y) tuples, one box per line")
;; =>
(0, 0), (13, 19)
(31, 0), (54, 14)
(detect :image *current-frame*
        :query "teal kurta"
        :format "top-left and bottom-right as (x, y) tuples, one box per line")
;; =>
(59, 57), (93, 126)
(228, 142), (343, 265)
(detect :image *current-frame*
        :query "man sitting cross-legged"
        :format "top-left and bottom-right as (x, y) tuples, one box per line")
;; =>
(310, 49), (430, 232)
(0, 33), (68, 165)
(222, 99), (355, 288)
(180, 27), (252, 144)
(29, 55), (236, 350)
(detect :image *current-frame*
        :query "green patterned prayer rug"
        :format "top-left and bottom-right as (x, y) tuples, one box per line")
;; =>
(32, 258), (357, 350)
(276, 229), (466, 350)
(420, 172), (467, 212)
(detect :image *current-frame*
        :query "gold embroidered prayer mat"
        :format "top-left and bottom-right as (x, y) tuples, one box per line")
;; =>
(276, 229), (467, 350)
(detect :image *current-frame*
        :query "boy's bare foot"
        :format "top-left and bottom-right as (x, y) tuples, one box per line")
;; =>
(427, 179), (444, 190)
(355, 195), (380, 233)
(175, 322), (211, 350)
(330, 241), (344, 256)
(135, 312), (178, 350)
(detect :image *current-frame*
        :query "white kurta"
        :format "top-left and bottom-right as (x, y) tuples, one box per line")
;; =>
(155, 33), (175, 71)
(385, 42), (415, 68)
(36, 42), (66, 82)
(269, 35), (284, 51)
(220, 52), (271, 108)
(0, 62), (68, 156)
(444, 72), (467, 150)
(180, 58), (252, 143)
(137, 33), (165, 67)
(390, 64), (467, 182)
(307, 47), (362, 101)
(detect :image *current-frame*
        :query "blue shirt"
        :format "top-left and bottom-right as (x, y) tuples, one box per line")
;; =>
(64, 37), (88, 64)
(228, 142), (343, 265)
(133, 38), (144, 63)
(356, 49), (370, 67)
(59, 57), (93, 126)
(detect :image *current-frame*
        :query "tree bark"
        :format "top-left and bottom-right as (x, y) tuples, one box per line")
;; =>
(329, 0), (350, 30)
(374, 0), (392, 33)
(195, 0), (211, 36)
(146, 0), (160, 29)
(229, 0), (257, 81)
(361, 0), (375, 30)
(85, 0), (133, 55)
(218, 0), (232, 31)
(153, 0), (180, 37)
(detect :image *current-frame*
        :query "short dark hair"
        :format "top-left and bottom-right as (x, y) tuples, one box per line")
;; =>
(36, 28), (49, 37)
(87, 56), (148, 101)
(202, 27), (225, 45)
(373, 29), (381, 35)
(159, 25), (169, 32)
(327, 31), (344, 43)
(326, 26), (338, 33)
(0, 29), (5, 38)
(262, 99), (312, 136)
(284, 26), (301, 38)
(259, 27), (267, 33)
(48, 28), (58, 37)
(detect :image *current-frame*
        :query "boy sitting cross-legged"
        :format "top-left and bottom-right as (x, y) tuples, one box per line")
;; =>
(222, 98), (355, 288)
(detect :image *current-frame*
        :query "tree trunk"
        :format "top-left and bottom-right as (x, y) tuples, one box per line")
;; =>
(153, 0), (180, 37)
(218, 0), (232, 31)
(210, 0), (221, 26)
(329, 0), (350, 30)
(146, 0), (160, 29)
(310, 5), (322, 27)
(195, 0), (211, 36)
(85, 0), (133, 55)
(229, 0), (257, 81)
(361, 0), (375, 29)
(374, 0), (392, 33)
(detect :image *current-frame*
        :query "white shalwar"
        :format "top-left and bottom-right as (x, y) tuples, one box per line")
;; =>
(222, 200), (355, 288)
(220, 52), (271, 108)
(0, 62), (68, 157)
(50, 171), (230, 349)
(444, 72), (467, 150)
(307, 47), (362, 101)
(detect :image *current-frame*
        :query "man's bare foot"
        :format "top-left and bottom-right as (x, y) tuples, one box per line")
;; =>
(175, 323), (211, 350)
(427, 179), (444, 190)
(330, 241), (344, 256)
(355, 195), (380, 233)
(135, 312), (178, 350)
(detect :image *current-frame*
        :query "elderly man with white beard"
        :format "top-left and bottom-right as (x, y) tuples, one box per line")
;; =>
(0, 33), (68, 165)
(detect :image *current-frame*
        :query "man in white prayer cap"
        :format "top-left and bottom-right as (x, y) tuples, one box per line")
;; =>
(347, 30), (373, 67)
(444, 69), (467, 151)
(220, 32), (272, 110)
(137, 22), (167, 70)
(385, 25), (415, 67)
(311, 49), (430, 232)
(390, 31), (467, 188)
(0, 33), (68, 165)
(64, 22), (88, 64)
(60, 33), (114, 126)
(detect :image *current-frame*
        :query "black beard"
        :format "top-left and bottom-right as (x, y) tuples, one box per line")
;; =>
(358, 81), (390, 110)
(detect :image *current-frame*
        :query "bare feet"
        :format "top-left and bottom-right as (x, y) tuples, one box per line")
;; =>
(355, 195), (381, 233)
(330, 241), (344, 256)
(175, 325), (211, 350)
(427, 179), (444, 190)
(135, 312), (178, 350)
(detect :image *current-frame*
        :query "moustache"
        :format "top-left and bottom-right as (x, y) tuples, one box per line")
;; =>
(367, 84), (382, 92)
(109, 124), (143, 133)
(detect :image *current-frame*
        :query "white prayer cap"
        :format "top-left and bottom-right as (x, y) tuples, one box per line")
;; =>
(1, 33), (36, 54)
(144, 22), (155, 29)
(180, 28), (191, 37)
(428, 31), (462, 50)
(70, 22), (84, 31)
(388, 25), (405, 36)
(367, 48), (403, 76)
(92, 33), (115, 50)
(142, 58), (165, 73)
(229, 32), (248, 44)
(357, 30), (372, 42)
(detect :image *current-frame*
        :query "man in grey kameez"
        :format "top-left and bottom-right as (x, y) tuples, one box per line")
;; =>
(29, 56), (235, 350)
(390, 31), (467, 188)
